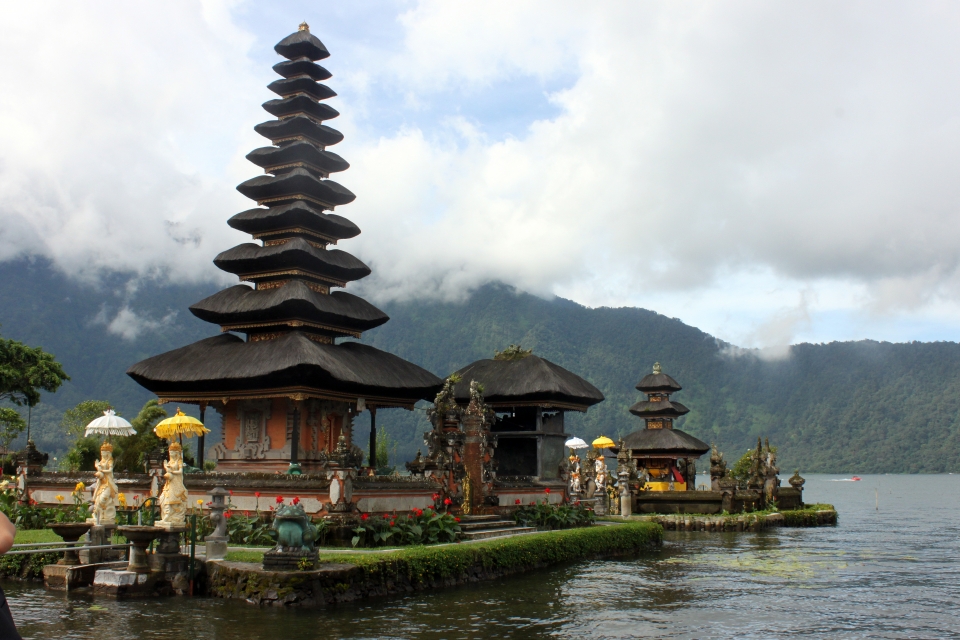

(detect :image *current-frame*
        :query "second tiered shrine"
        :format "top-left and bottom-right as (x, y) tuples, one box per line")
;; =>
(622, 363), (709, 491)
(128, 24), (442, 473)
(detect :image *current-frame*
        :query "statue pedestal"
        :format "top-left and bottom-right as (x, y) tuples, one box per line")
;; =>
(263, 548), (318, 572)
(205, 536), (228, 561)
(149, 527), (192, 594)
(79, 524), (118, 565)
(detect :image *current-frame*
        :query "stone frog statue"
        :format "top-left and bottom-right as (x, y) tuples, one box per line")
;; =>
(270, 503), (318, 552)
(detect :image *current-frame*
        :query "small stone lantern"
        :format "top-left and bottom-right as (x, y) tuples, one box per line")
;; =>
(205, 487), (230, 560)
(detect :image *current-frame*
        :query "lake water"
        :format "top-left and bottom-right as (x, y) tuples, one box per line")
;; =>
(4, 474), (959, 639)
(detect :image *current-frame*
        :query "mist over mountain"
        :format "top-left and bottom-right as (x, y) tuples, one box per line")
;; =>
(2, 258), (957, 473)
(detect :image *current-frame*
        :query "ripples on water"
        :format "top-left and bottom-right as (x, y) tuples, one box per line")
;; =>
(5, 475), (959, 639)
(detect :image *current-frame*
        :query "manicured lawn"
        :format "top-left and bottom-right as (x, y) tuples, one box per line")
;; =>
(13, 529), (60, 544)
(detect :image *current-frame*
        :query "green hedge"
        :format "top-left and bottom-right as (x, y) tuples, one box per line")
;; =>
(225, 521), (662, 589)
(0, 552), (60, 580)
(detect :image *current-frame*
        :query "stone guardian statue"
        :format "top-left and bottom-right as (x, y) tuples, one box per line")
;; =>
(156, 442), (188, 529)
(88, 442), (119, 525)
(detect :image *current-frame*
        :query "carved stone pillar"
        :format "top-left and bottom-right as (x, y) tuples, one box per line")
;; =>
(461, 414), (483, 514)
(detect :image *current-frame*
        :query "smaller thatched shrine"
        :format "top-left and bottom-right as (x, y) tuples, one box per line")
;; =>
(449, 346), (604, 481)
(622, 363), (708, 491)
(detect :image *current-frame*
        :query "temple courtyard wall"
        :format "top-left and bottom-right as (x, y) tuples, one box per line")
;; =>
(22, 472), (565, 516)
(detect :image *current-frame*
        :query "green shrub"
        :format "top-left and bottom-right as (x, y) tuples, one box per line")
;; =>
(352, 508), (461, 547)
(512, 497), (595, 530)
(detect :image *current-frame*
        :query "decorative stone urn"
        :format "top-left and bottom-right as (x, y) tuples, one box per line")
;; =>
(47, 522), (93, 566)
(117, 526), (162, 573)
(788, 469), (806, 491)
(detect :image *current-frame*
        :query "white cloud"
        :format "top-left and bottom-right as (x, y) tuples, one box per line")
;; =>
(93, 306), (178, 341)
(4, 2), (960, 344)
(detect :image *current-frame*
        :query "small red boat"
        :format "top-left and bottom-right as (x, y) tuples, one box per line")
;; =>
(851, 476), (862, 481)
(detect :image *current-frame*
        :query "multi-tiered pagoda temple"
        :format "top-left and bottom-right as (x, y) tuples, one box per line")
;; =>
(128, 24), (442, 473)
(622, 363), (708, 491)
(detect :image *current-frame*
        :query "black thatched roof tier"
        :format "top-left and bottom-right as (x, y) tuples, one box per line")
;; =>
(275, 27), (330, 61)
(273, 57), (331, 81)
(628, 399), (690, 418)
(263, 95), (340, 122)
(246, 142), (349, 175)
(450, 356), (604, 410)
(236, 168), (355, 207)
(636, 371), (683, 392)
(255, 116), (343, 147)
(189, 283), (388, 333)
(127, 333), (442, 404)
(228, 202), (359, 240)
(268, 77), (336, 101)
(621, 428), (709, 457)
(214, 238), (370, 283)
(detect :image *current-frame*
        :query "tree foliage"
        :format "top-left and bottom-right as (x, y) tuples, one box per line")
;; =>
(113, 399), (167, 473)
(61, 399), (167, 473)
(0, 408), (25, 451)
(60, 400), (113, 438)
(0, 331), (69, 407)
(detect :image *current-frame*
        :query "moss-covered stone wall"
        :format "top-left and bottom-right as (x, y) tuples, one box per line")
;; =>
(207, 521), (663, 607)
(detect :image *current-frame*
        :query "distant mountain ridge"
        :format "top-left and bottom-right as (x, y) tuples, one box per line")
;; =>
(2, 258), (958, 473)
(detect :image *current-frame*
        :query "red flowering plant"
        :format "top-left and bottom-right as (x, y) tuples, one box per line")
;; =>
(352, 507), (462, 548)
(208, 489), (276, 546)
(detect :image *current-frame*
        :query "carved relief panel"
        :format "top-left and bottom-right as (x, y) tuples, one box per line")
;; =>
(235, 400), (272, 460)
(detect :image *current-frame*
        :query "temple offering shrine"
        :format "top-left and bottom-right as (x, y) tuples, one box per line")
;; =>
(622, 363), (708, 491)
(127, 24), (442, 473)
(450, 346), (604, 482)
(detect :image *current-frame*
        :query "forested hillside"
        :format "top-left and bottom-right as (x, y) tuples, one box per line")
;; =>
(2, 259), (959, 473)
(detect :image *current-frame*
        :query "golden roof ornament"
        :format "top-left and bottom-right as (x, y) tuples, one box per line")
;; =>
(653, 362), (662, 375)
(299, 21), (310, 32)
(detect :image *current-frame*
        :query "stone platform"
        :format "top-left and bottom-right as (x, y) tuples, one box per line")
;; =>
(93, 569), (163, 598)
(43, 561), (127, 591)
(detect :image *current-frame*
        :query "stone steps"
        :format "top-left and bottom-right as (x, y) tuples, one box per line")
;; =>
(460, 525), (537, 541)
(458, 519), (518, 531)
(457, 515), (500, 522)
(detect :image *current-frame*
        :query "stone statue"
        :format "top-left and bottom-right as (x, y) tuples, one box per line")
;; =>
(763, 439), (780, 504)
(747, 437), (766, 492)
(156, 442), (188, 529)
(270, 503), (317, 552)
(618, 470), (632, 517)
(675, 458), (695, 489)
(568, 452), (581, 475)
(594, 456), (607, 490)
(88, 442), (119, 525)
(606, 482), (619, 514)
(710, 444), (727, 491)
(570, 471), (581, 494)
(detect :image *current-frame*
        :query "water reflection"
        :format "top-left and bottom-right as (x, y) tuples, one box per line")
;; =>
(6, 475), (960, 639)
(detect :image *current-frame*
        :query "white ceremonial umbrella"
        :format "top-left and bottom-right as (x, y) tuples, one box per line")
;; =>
(564, 437), (588, 450)
(84, 410), (136, 438)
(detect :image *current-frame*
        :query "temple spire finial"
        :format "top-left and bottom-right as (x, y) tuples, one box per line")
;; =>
(652, 362), (661, 375)
(299, 21), (310, 32)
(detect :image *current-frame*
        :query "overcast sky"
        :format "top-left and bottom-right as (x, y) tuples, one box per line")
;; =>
(2, 1), (960, 349)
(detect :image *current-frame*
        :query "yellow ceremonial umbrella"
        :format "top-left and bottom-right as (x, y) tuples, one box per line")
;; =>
(592, 435), (615, 449)
(154, 408), (210, 446)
